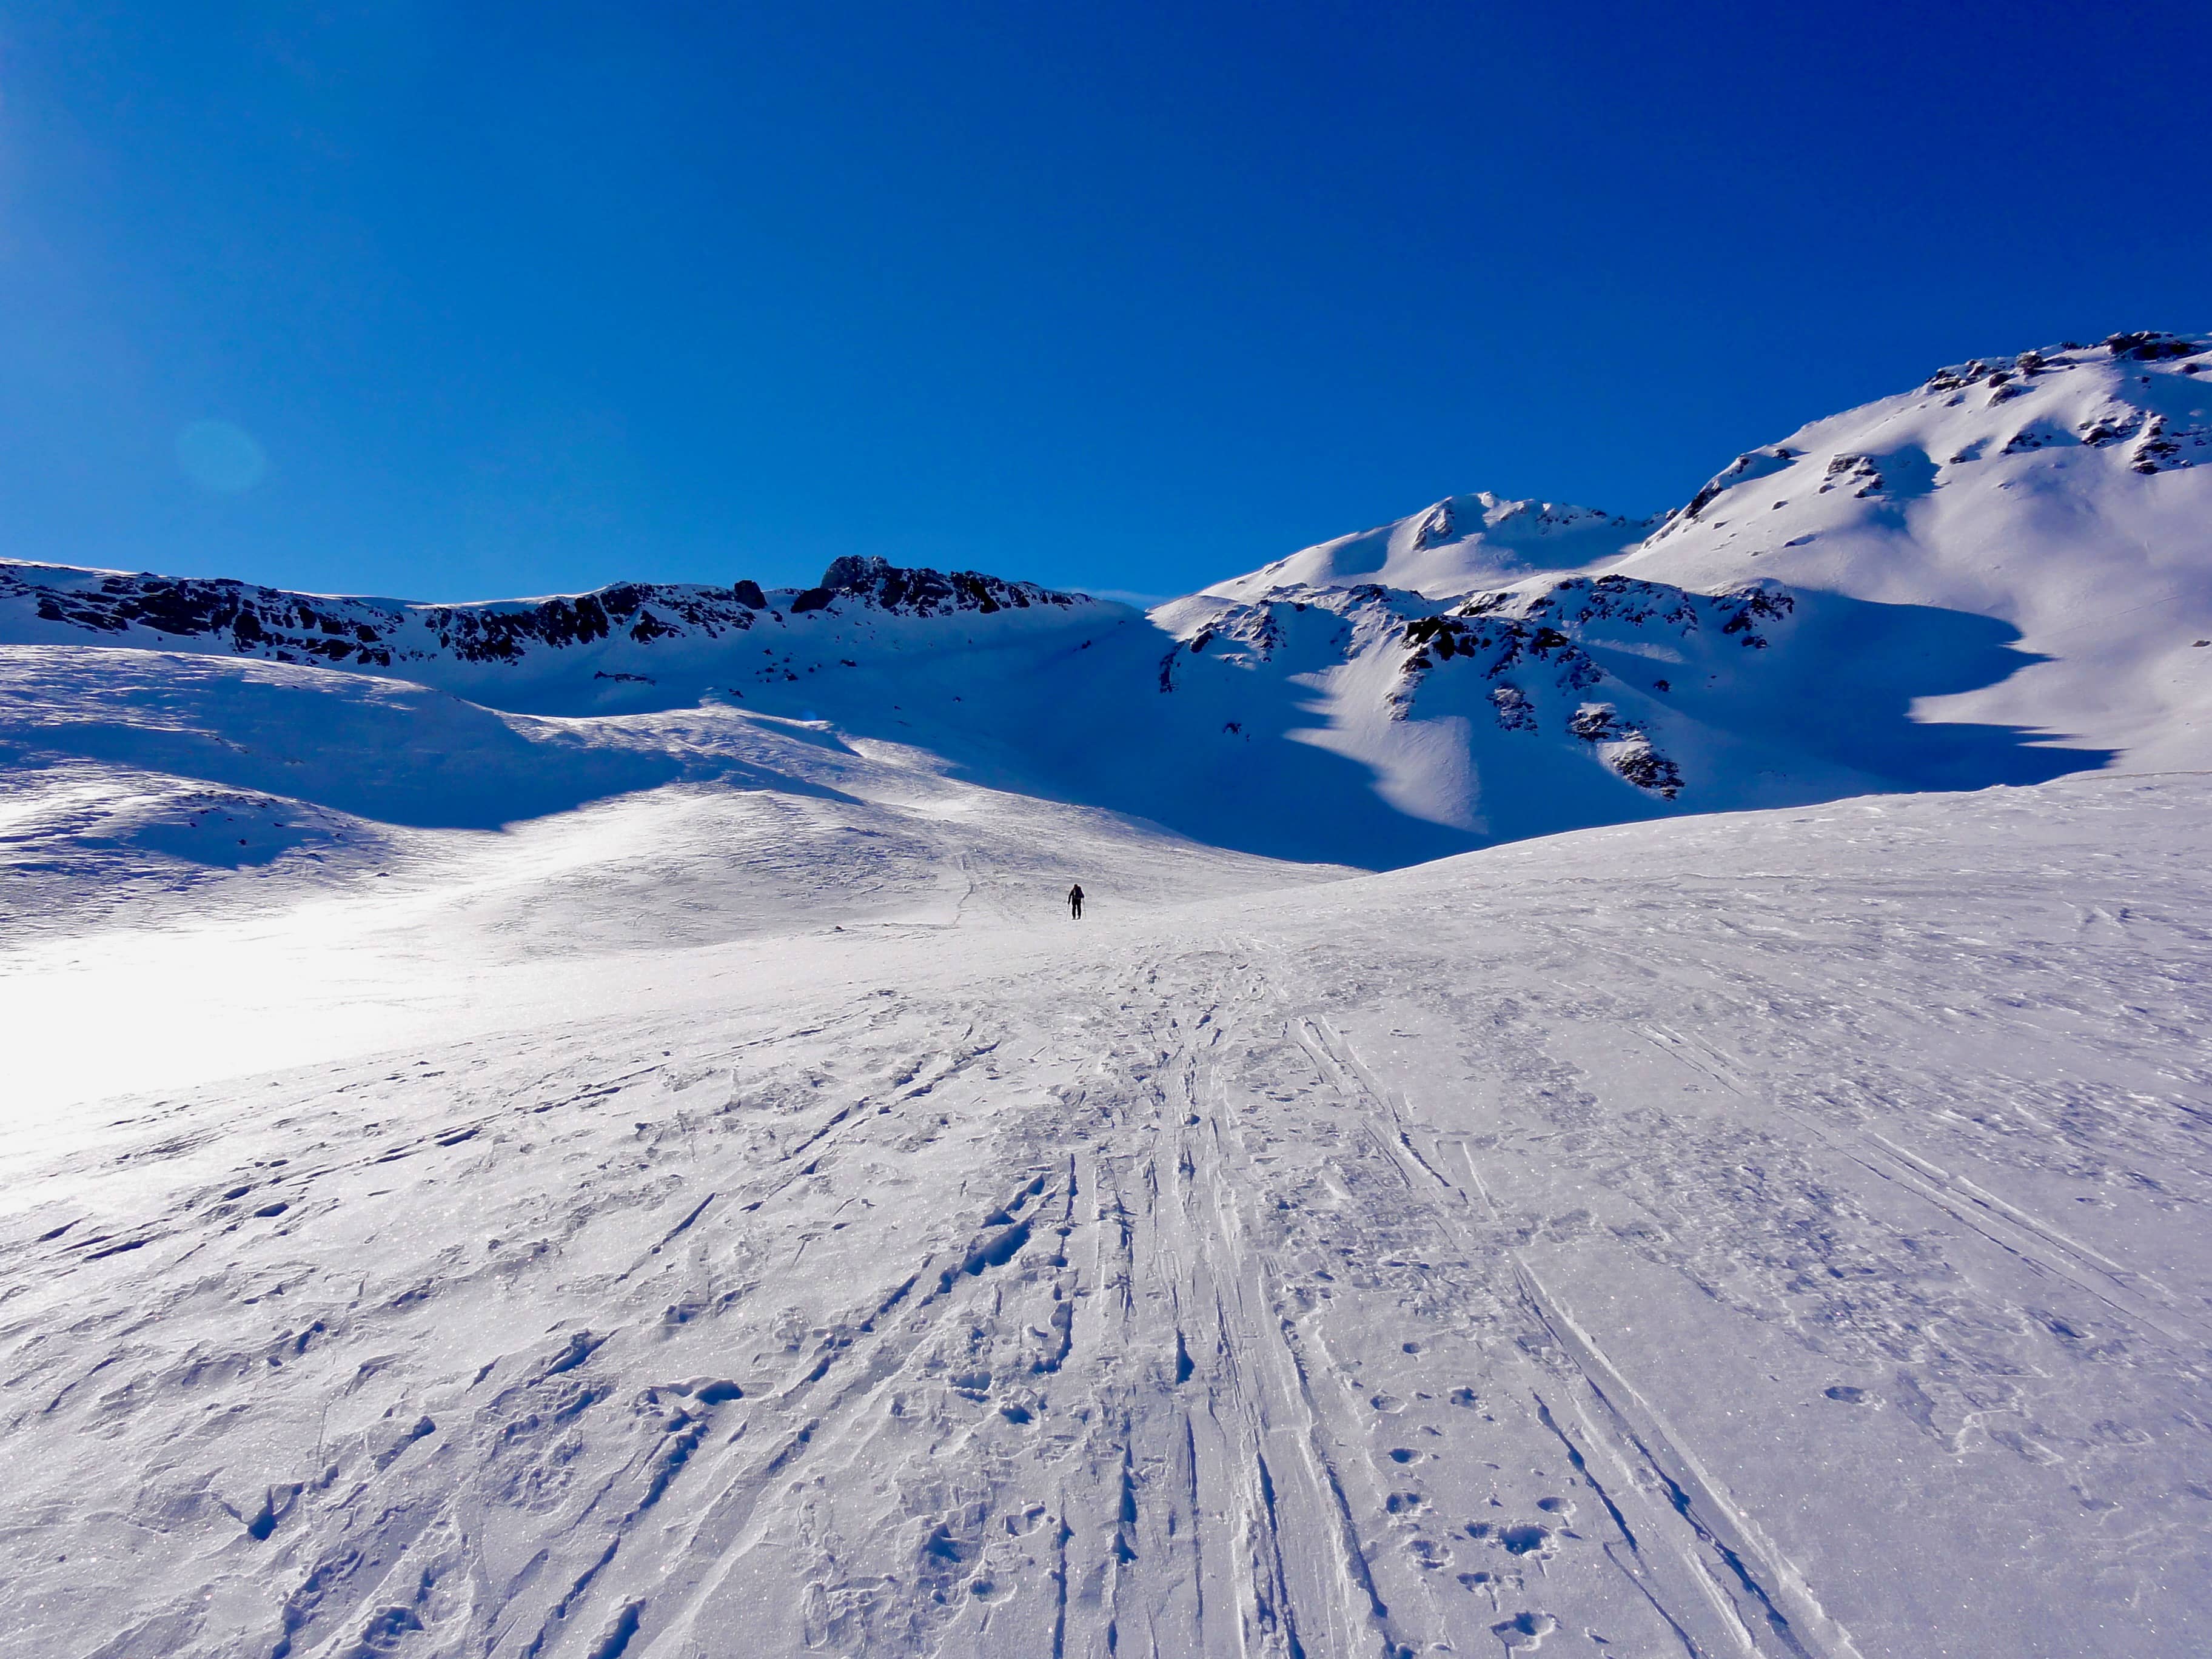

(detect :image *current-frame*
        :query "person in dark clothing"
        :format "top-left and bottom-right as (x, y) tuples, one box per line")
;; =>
(1068, 883), (1084, 920)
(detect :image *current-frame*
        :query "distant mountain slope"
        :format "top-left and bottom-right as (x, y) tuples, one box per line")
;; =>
(4, 332), (2205, 870)
(0, 554), (1097, 716)
(1617, 330), (2212, 767)
(1160, 327), (2210, 839)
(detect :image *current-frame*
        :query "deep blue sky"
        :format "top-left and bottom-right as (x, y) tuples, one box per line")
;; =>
(2, 2), (2206, 602)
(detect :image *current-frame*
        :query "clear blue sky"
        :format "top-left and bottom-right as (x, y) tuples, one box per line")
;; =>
(2, 2), (2206, 603)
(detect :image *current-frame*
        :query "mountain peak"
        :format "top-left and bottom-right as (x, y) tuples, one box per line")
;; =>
(1207, 491), (1654, 603)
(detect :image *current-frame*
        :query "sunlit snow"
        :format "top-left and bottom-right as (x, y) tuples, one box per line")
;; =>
(4, 333), (2210, 1659)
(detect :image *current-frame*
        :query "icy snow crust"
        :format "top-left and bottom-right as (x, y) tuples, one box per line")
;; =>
(3, 777), (2210, 1658)
(5, 332), (2212, 1656)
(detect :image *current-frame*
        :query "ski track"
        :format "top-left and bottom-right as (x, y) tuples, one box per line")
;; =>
(4, 782), (2212, 1658)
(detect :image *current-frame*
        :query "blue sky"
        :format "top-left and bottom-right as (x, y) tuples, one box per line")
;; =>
(2, 2), (2206, 603)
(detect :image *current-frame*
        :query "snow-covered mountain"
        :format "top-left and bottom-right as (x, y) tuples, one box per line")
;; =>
(1619, 329), (2212, 769)
(0, 554), (1096, 716)
(1158, 328), (2212, 840)
(5, 331), (2208, 877)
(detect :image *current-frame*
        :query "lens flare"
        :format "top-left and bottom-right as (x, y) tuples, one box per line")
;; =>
(175, 420), (269, 493)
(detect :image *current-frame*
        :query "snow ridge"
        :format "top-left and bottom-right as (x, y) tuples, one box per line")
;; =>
(1208, 491), (1656, 602)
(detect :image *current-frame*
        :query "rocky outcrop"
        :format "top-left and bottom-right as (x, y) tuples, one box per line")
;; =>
(812, 556), (1081, 618)
(1163, 571), (1789, 803)
(1391, 575), (1793, 797)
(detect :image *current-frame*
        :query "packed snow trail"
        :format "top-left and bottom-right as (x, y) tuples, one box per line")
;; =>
(4, 778), (2211, 1658)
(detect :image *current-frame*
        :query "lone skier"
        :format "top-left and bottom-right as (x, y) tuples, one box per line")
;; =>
(1068, 883), (1084, 920)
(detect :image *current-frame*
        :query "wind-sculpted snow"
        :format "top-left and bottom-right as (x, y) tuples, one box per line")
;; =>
(0, 643), (1347, 948)
(4, 776), (2210, 1657)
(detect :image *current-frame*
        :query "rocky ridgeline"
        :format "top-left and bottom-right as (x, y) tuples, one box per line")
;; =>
(792, 555), (1080, 618)
(1667, 447), (1804, 525)
(1925, 331), (2207, 392)
(1398, 573), (1788, 710)
(1922, 333), (2210, 476)
(0, 556), (1087, 672)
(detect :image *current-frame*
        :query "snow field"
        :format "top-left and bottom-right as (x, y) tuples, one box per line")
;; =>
(4, 775), (2208, 1658)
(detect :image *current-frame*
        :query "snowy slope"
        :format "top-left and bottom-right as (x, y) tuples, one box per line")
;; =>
(1618, 330), (2212, 766)
(0, 643), (1353, 974)
(4, 774), (2210, 1659)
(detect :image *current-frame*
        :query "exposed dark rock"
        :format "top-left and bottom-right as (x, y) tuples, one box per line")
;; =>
(1567, 704), (1620, 742)
(1413, 501), (1456, 549)
(1609, 741), (1683, 797)
(1390, 577), (1787, 795)
(2079, 410), (2145, 449)
(2105, 330), (2200, 361)
(1820, 454), (1882, 496)
(817, 555), (1076, 617)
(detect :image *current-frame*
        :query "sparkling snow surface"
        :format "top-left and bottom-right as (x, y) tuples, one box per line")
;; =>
(6, 337), (2211, 1657)
(5, 765), (2210, 1659)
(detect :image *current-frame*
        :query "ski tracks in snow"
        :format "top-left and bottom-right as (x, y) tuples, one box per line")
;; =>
(7, 788), (2212, 1658)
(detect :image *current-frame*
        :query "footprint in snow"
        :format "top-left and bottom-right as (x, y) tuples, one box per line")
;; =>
(1493, 1610), (1559, 1651)
(1407, 1537), (1452, 1570)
